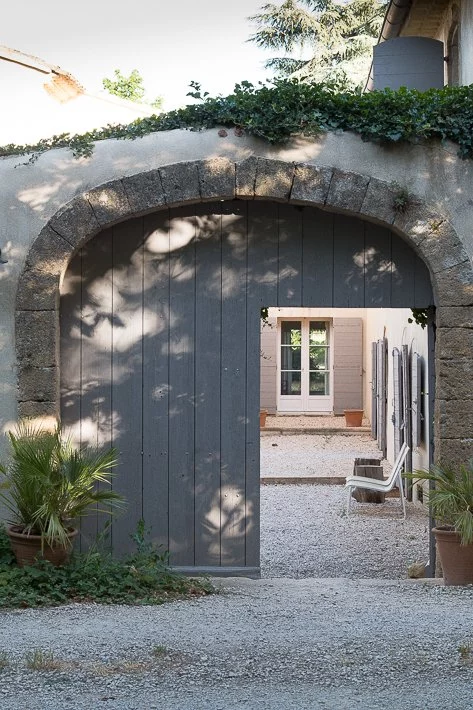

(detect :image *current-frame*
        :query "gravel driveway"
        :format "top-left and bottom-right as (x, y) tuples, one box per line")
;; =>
(1, 578), (472, 709)
(0, 434), (453, 709)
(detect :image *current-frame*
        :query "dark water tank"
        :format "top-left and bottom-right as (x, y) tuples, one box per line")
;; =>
(373, 36), (445, 91)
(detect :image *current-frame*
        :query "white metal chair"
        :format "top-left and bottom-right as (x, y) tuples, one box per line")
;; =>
(345, 442), (410, 518)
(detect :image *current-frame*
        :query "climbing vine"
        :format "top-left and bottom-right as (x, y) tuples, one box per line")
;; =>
(3, 80), (473, 164)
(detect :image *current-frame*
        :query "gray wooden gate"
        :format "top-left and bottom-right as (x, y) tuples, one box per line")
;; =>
(60, 201), (433, 574)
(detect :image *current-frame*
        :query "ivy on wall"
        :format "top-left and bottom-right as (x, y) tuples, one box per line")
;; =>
(2, 80), (473, 163)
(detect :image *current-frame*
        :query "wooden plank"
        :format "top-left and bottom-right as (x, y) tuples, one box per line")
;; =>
(246, 202), (279, 568)
(142, 210), (171, 552)
(194, 204), (222, 566)
(277, 203), (303, 306)
(78, 230), (114, 551)
(414, 254), (434, 307)
(221, 201), (248, 567)
(167, 206), (196, 566)
(60, 249), (83, 440)
(364, 222), (392, 307)
(390, 232), (416, 307)
(302, 208), (334, 307)
(333, 214), (365, 307)
(110, 217), (144, 556)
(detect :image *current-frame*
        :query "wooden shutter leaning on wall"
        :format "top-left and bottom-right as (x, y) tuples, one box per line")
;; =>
(371, 341), (377, 440)
(332, 318), (363, 415)
(392, 347), (403, 459)
(377, 338), (387, 457)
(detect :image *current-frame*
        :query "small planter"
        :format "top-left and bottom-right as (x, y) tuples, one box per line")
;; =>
(7, 526), (78, 567)
(260, 410), (268, 428)
(344, 409), (364, 427)
(433, 526), (473, 586)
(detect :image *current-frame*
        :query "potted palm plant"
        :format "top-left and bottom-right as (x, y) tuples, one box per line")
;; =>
(0, 420), (124, 567)
(404, 460), (473, 585)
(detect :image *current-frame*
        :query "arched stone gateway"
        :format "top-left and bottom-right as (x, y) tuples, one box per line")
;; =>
(15, 158), (473, 574)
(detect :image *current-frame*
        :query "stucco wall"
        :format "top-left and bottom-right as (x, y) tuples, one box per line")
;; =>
(1, 127), (473, 460)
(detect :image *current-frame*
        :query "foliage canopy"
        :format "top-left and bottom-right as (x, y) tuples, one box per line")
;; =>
(248, 0), (387, 88)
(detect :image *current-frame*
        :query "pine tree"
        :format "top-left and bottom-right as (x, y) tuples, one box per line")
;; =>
(248, 0), (387, 89)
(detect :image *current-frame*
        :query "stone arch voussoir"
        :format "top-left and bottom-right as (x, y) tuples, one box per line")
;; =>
(15, 156), (473, 463)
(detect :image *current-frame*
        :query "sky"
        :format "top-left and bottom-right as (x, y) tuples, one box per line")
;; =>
(1, 0), (276, 143)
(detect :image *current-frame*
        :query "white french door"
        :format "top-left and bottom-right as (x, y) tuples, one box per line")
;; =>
(277, 319), (333, 413)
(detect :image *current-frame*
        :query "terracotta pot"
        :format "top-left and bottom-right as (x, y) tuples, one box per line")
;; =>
(433, 527), (473, 586)
(344, 409), (364, 427)
(7, 525), (78, 567)
(260, 410), (268, 428)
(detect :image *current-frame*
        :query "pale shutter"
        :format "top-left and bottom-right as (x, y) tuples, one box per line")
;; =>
(392, 347), (403, 459)
(377, 338), (387, 457)
(402, 344), (412, 476)
(332, 318), (363, 415)
(411, 353), (422, 447)
(371, 341), (377, 440)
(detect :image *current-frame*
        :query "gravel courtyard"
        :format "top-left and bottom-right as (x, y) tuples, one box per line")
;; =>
(0, 430), (449, 710)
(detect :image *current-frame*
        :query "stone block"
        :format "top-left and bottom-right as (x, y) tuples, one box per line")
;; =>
(26, 225), (72, 274)
(436, 327), (473, 359)
(436, 306), (473, 329)
(417, 222), (468, 274)
(360, 178), (398, 225)
(435, 438), (473, 466)
(235, 157), (258, 199)
(122, 169), (167, 214)
(16, 269), (60, 311)
(198, 158), (235, 200)
(85, 179), (131, 227)
(393, 201), (446, 248)
(433, 262), (473, 306)
(290, 164), (332, 207)
(18, 366), (58, 402)
(159, 161), (200, 206)
(326, 169), (370, 213)
(436, 359), (473, 400)
(254, 158), (294, 201)
(17, 401), (59, 420)
(16, 311), (58, 368)
(48, 194), (101, 249)
(436, 399), (473, 439)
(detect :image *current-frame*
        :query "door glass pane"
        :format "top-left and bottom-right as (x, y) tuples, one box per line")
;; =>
(281, 371), (301, 395)
(281, 347), (301, 370)
(309, 321), (328, 345)
(309, 346), (328, 370)
(281, 321), (301, 346)
(309, 372), (330, 396)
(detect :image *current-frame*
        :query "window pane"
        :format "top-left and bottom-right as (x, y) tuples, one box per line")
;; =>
(309, 372), (330, 396)
(281, 321), (301, 346)
(309, 321), (328, 345)
(281, 371), (301, 395)
(309, 346), (328, 371)
(281, 346), (301, 370)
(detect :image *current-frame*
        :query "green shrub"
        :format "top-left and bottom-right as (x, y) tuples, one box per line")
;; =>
(0, 523), (213, 608)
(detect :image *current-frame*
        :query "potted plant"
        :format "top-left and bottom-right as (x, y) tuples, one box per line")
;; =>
(0, 420), (124, 567)
(404, 460), (473, 585)
(344, 409), (364, 427)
